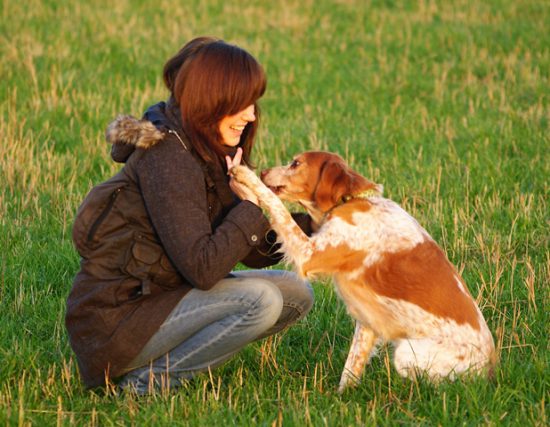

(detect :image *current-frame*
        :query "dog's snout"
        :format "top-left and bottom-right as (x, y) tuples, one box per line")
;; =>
(260, 169), (269, 180)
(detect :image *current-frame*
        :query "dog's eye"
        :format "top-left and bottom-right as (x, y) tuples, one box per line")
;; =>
(290, 160), (300, 169)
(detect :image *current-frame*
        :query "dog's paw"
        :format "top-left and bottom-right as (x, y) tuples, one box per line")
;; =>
(337, 370), (360, 394)
(230, 165), (259, 185)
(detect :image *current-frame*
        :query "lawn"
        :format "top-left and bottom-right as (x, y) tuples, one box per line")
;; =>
(1, 0), (548, 425)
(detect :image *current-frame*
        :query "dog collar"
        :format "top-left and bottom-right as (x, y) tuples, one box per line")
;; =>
(320, 188), (383, 224)
(342, 188), (382, 202)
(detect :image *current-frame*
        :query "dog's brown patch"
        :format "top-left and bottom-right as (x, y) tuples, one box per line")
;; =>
(302, 243), (368, 276)
(363, 241), (480, 329)
(330, 200), (373, 224)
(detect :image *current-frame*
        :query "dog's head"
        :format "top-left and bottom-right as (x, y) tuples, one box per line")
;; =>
(261, 151), (382, 213)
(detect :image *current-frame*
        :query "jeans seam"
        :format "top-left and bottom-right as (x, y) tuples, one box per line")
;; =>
(170, 309), (254, 371)
(132, 295), (267, 385)
(161, 297), (259, 329)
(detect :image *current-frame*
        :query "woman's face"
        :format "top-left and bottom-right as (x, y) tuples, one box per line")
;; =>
(218, 104), (256, 147)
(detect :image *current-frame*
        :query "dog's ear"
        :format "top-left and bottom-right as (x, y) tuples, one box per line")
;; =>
(314, 161), (352, 211)
(314, 160), (381, 212)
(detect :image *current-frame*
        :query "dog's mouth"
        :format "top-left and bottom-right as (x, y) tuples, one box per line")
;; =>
(267, 185), (285, 194)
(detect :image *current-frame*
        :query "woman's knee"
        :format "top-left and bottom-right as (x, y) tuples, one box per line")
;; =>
(237, 270), (314, 312)
(218, 277), (283, 331)
(246, 279), (284, 328)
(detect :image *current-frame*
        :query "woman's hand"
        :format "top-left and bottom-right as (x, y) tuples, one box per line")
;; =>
(226, 148), (260, 206)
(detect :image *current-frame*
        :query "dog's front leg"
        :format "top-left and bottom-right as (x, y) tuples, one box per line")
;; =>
(230, 166), (313, 274)
(338, 322), (378, 393)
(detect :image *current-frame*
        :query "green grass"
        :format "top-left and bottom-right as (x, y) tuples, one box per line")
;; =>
(1, 0), (548, 425)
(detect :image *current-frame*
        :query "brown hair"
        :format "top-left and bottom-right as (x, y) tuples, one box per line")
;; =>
(163, 37), (266, 166)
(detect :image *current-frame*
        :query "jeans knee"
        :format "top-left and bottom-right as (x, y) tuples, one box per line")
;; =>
(248, 280), (284, 331)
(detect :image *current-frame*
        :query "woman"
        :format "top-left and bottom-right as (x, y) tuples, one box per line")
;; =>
(66, 37), (314, 394)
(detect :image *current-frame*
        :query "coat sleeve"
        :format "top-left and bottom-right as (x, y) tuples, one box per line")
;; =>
(240, 212), (313, 268)
(136, 137), (270, 290)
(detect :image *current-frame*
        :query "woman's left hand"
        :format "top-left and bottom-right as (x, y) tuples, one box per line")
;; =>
(226, 148), (260, 206)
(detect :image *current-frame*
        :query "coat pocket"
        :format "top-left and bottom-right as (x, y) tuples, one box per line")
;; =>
(123, 234), (182, 291)
(86, 187), (123, 244)
(72, 179), (128, 256)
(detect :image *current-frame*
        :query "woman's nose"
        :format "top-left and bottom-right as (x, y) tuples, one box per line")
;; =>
(242, 105), (256, 122)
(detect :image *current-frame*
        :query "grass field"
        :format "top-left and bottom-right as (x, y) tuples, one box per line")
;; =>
(1, 0), (548, 425)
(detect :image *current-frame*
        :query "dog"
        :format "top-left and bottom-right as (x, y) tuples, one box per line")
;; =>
(230, 151), (495, 392)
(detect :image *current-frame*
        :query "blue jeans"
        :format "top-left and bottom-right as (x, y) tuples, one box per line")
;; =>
(119, 270), (313, 394)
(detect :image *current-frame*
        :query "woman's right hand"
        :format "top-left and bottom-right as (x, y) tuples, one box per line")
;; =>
(226, 148), (260, 206)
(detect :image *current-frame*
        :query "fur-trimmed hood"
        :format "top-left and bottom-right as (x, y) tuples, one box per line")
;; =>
(106, 101), (183, 163)
(106, 115), (165, 163)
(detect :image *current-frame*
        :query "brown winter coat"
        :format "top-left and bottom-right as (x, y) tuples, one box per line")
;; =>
(66, 102), (310, 388)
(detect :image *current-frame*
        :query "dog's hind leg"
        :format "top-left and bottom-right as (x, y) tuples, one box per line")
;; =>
(338, 322), (378, 393)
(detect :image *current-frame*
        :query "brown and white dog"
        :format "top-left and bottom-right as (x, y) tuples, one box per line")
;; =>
(230, 151), (495, 392)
